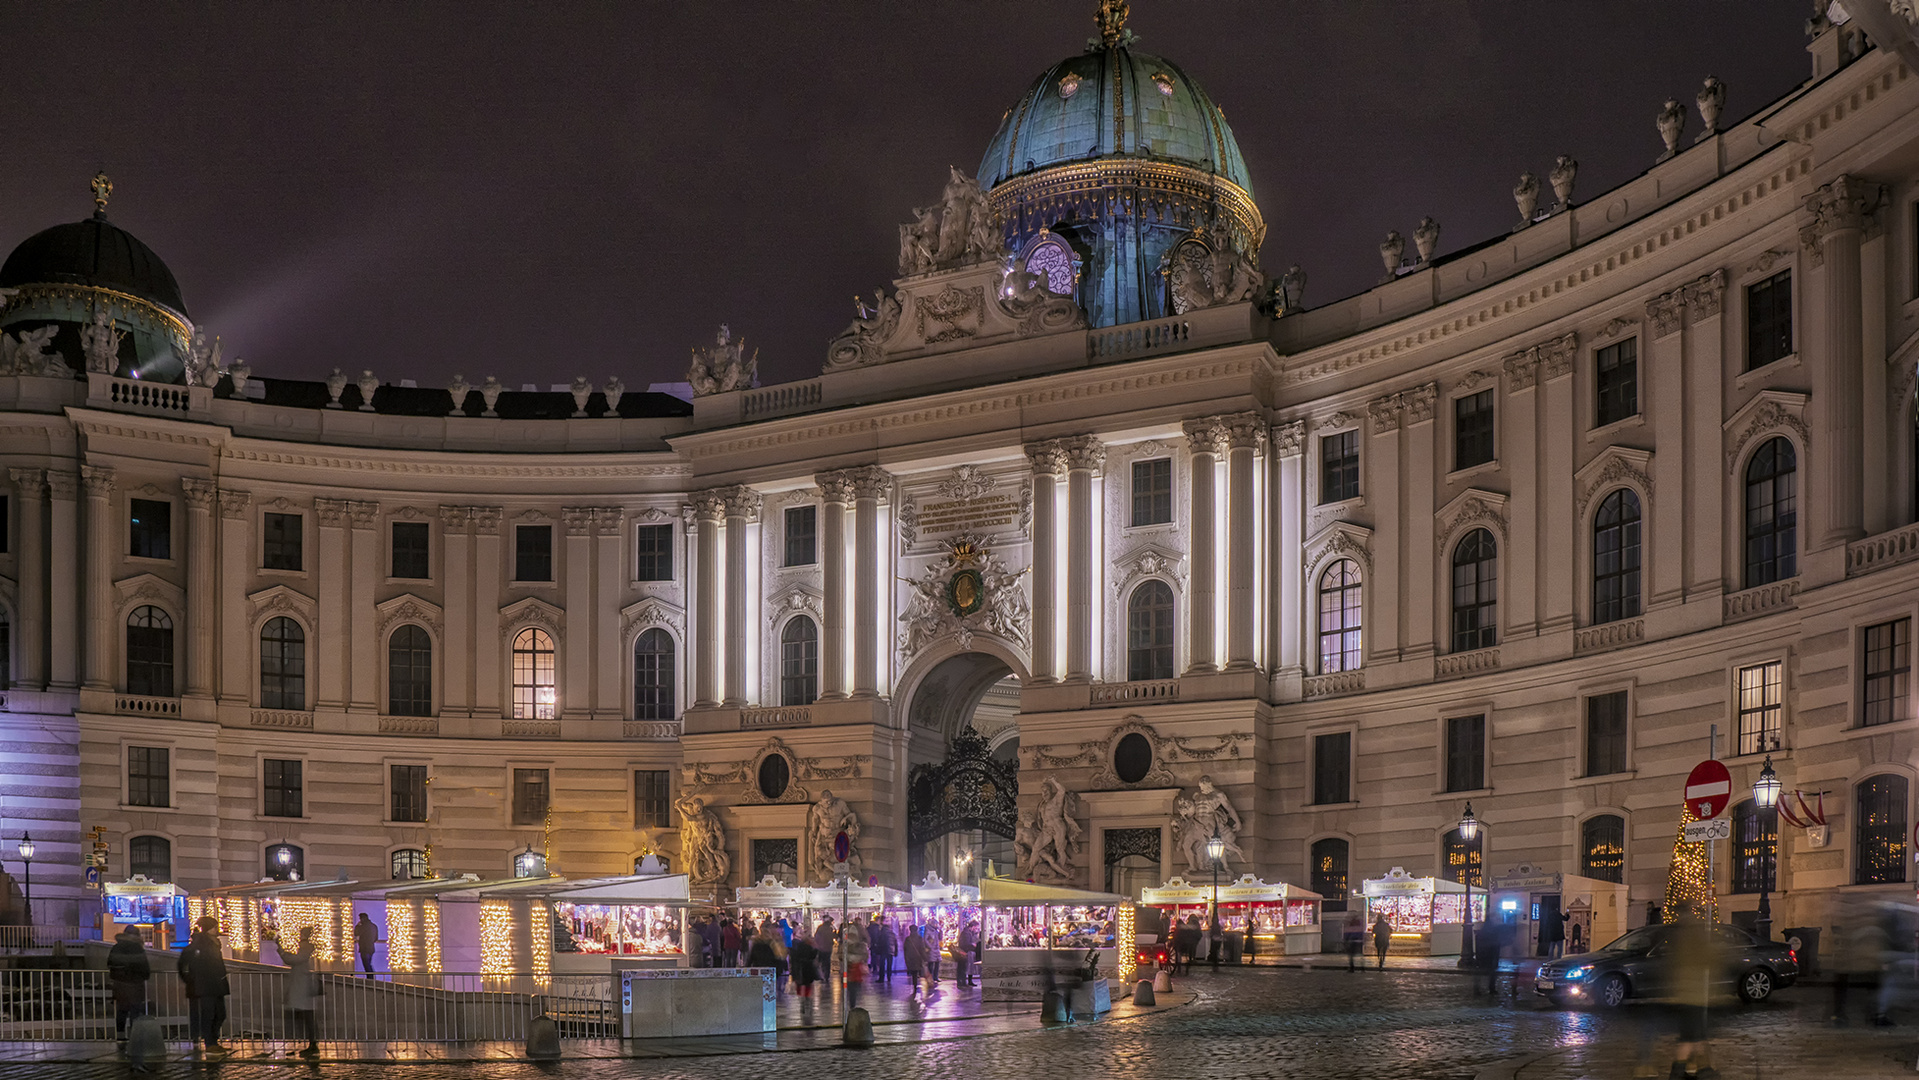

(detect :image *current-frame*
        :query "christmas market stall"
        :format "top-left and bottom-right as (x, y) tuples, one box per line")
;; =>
(102, 875), (188, 947)
(978, 877), (1122, 1004)
(1486, 863), (1629, 959)
(909, 873), (980, 952)
(188, 877), (358, 966)
(545, 873), (694, 972)
(1140, 874), (1323, 957)
(1359, 867), (1484, 957)
(733, 876), (811, 936)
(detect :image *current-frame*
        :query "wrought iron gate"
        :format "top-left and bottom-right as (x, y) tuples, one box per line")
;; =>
(907, 727), (1018, 846)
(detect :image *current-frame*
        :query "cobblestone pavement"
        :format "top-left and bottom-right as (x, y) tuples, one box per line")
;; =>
(2, 966), (1908, 1078)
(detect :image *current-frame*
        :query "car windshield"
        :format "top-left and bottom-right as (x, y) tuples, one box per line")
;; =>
(1597, 926), (1664, 953)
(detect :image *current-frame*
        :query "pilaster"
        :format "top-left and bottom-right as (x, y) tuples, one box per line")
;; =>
(471, 507), (504, 715)
(593, 507), (623, 719)
(1364, 395), (1401, 661)
(1024, 443), (1069, 683)
(1272, 423), (1304, 681)
(1806, 175), (1876, 549)
(1400, 386), (1437, 660)
(347, 501), (379, 712)
(562, 507), (595, 721)
(81, 466), (115, 690)
(47, 472), (79, 690)
(7, 470), (46, 690)
(1061, 435), (1105, 682)
(180, 479), (218, 699)
(815, 474), (855, 699)
(1179, 421), (1222, 674)
(440, 507), (472, 716)
(847, 467), (890, 699)
(313, 498), (350, 709)
(1223, 413), (1265, 670)
(217, 489), (251, 705)
(690, 491), (725, 708)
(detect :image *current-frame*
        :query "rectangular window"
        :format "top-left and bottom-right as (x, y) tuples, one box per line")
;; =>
(263, 758), (303, 818)
(1731, 802), (1775, 894)
(1737, 661), (1783, 756)
(1453, 390), (1494, 471)
(1320, 431), (1359, 504)
(1585, 691), (1629, 776)
(635, 524), (673, 581)
(129, 498), (171, 560)
(1445, 714), (1485, 793)
(1312, 732), (1351, 805)
(263, 512), (303, 571)
(783, 505), (816, 567)
(1595, 339), (1638, 427)
(1131, 458), (1173, 526)
(1864, 618), (1912, 727)
(515, 524), (552, 582)
(390, 764), (428, 823)
(635, 769), (672, 829)
(391, 522), (430, 579)
(513, 767), (550, 825)
(127, 746), (169, 808)
(1746, 270), (1792, 371)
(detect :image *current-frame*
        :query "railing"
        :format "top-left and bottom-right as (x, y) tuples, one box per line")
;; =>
(1089, 679), (1179, 704)
(0, 969), (615, 1045)
(623, 721), (680, 741)
(741, 380), (823, 420)
(1088, 318), (1190, 360)
(1574, 618), (1644, 653)
(378, 716), (438, 735)
(250, 709), (315, 730)
(1849, 521), (1919, 576)
(115, 695), (181, 716)
(1434, 648), (1500, 678)
(103, 377), (193, 414)
(1303, 670), (1365, 699)
(502, 720), (561, 738)
(1723, 578), (1799, 621)
(740, 706), (811, 729)
(0, 926), (95, 952)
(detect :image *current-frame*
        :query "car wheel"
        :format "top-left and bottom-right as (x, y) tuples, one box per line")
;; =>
(1597, 973), (1629, 1008)
(1739, 967), (1774, 1003)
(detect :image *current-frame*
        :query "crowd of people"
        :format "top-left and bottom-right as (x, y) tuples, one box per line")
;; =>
(682, 912), (985, 1004)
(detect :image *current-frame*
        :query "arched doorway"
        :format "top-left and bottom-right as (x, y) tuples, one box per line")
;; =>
(899, 650), (1024, 885)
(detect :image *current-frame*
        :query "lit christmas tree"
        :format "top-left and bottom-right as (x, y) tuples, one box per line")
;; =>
(1663, 805), (1717, 923)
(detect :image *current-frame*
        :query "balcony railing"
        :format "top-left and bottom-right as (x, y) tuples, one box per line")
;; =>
(740, 706), (811, 729)
(250, 709), (315, 729)
(1849, 521), (1919, 576)
(1723, 578), (1799, 622)
(378, 716), (438, 735)
(1088, 318), (1190, 360)
(114, 695), (180, 717)
(1574, 618), (1644, 653)
(1089, 679), (1179, 704)
(624, 720), (681, 740)
(1303, 670), (1365, 699)
(1435, 648), (1500, 678)
(741, 380), (823, 420)
(502, 719), (561, 738)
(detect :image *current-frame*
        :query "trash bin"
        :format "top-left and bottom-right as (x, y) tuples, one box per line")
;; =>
(1781, 926), (1821, 975)
(1224, 931), (1243, 963)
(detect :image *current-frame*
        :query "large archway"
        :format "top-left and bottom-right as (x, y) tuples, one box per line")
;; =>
(898, 650), (1024, 886)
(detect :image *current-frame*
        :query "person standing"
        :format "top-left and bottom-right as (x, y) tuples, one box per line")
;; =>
(107, 927), (150, 1051)
(1372, 912), (1393, 970)
(874, 916), (898, 982)
(842, 916), (870, 1007)
(1343, 909), (1366, 972)
(1539, 909), (1566, 960)
(1207, 912), (1224, 971)
(719, 918), (743, 967)
(903, 925), (930, 997)
(790, 933), (821, 1002)
(812, 915), (837, 987)
(285, 926), (322, 1059)
(699, 915), (723, 969)
(1472, 914), (1502, 995)
(956, 920), (980, 987)
(924, 920), (944, 986)
(1242, 913), (1258, 965)
(177, 916), (231, 1056)
(353, 913), (381, 977)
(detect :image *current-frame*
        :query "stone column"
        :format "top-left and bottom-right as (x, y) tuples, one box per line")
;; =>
(218, 490), (252, 704)
(347, 502), (379, 711)
(562, 508), (595, 719)
(722, 486), (760, 706)
(81, 466), (115, 690)
(46, 472), (79, 690)
(815, 473), (856, 699)
(1365, 397), (1401, 662)
(440, 507), (472, 716)
(1808, 175), (1875, 548)
(690, 492), (725, 707)
(850, 468), (890, 699)
(1024, 443), (1069, 683)
(180, 479), (218, 698)
(1181, 420), (1222, 674)
(1272, 425), (1305, 678)
(1681, 274), (1727, 595)
(313, 499), (350, 709)
(471, 507), (504, 716)
(7, 470), (46, 690)
(1503, 349), (1540, 639)
(1223, 414), (1266, 670)
(593, 508), (623, 718)
(1062, 436), (1105, 682)
(1645, 289), (1688, 606)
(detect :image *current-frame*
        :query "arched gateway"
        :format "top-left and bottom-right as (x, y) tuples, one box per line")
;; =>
(897, 649), (1024, 884)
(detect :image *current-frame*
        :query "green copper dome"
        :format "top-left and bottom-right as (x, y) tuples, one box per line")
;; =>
(978, 47), (1251, 198)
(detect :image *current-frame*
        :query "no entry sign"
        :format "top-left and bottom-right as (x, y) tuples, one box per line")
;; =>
(1685, 759), (1733, 820)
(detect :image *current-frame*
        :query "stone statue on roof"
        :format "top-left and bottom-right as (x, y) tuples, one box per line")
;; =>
(80, 307), (124, 374)
(897, 168), (1003, 276)
(686, 324), (757, 396)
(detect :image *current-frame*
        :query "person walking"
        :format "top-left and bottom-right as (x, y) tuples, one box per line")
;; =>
(874, 916), (898, 982)
(1371, 912), (1393, 970)
(1242, 914), (1259, 965)
(956, 920), (980, 987)
(719, 918), (743, 967)
(1472, 914), (1502, 995)
(842, 916), (870, 1008)
(812, 916), (837, 987)
(1173, 916), (1199, 975)
(285, 926), (322, 1059)
(776, 916), (794, 949)
(903, 925), (930, 998)
(1207, 912), (1224, 971)
(790, 933), (821, 1002)
(177, 916), (231, 1056)
(353, 913), (381, 977)
(700, 915), (723, 969)
(108, 927), (151, 1052)
(1343, 909), (1366, 972)
(745, 923), (784, 990)
(924, 920), (944, 986)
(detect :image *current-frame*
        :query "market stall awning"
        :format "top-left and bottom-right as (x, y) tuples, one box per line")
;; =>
(548, 874), (693, 904)
(980, 878), (1125, 906)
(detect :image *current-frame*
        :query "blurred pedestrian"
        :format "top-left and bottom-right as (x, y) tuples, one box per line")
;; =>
(1343, 909), (1366, 973)
(285, 926), (322, 1059)
(353, 913), (381, 977)
(1540, 910), (1566, 960)
(177, 916), (231, 1056)
(745, 923), (784, 992)
(107, 927), (150, 1050)
(843, 916), (870, 1007)
(1667, 908), (1717, 1079)
(1243, 914), (1259, 965)
(1372, 913), (1393, 970)
(1207, 912), (1223, 971)
(790, 933), (820, 1001)
(903, 925), (930, 997)
(924, 920), (944, 985)
(1472, 914), (1501, 995)
(956, 920), (980, 987)
(812, 915), (836, 986)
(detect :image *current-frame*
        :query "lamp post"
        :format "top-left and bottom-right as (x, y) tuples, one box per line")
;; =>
(16, 834), (33, 932)
(1206, 827), (1225, 966)
(1457, 804), (1479, 968)
(1752, 756), (1781, 943)
(514, 846), (541, 878)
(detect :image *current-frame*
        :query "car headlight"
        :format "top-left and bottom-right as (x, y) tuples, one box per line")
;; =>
(1562, 965), (1593, 980)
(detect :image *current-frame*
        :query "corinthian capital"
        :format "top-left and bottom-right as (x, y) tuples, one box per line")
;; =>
(80, 465), (115, 497)
(46, 472), (79, 501)
(180, 478), (217, 510)
(844, 466), (892, 502)
(1060, 434), (1106, 473)
(815, 470), (860, 505)
(1806, 174), (1881, 238)
(7, 468), (47, 500)
(314, 498), (350, 528)
(219, 489), (252, 520)
(1181, 418), (1228, 456)
(562, 507), (596, 536)
(1400, 384), (1437, 426)
(1220, 412), (1269, 451)
(1272, 421), (1305, 458)
(1366, 394), (1403, 433)
(439, 505), (472, 530)
(687, 489), (729, 523)
(1025, 440), (1072, 477)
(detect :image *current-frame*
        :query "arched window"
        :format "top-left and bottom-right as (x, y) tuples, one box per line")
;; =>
(1856, 774), (1909, 885)
(1317, 560), (1362, 673)
(126, 606), (174, 697)
(1592, 489), (1642, 625)
(1310, 838), (1349, 912)
(259, 617), (306, 710)
(1731, 800), (1775, 894)
(780, 617), (818, 706)
(390, 848), (428, 881)
(1744, 437), (1797, 588)
(511, 627), (557, 719)
(128, 835), (171, 881)
(1580, 815), (1625, 883)
(387, 625), (432, 717)
(1450, 529), (1498, 653)
(1126, 581), (1175, 681)
(633, 629), (675, 721)
(1023, 236), (1077, 296)
(1441, 828), (1483, 888)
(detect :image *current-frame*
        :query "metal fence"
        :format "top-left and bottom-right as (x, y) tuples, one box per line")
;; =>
(0, 927), (96, 952)
(0, 969), (617, 1046)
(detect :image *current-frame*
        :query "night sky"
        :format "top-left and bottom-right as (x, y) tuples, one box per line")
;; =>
(2, 1), (1811, 391)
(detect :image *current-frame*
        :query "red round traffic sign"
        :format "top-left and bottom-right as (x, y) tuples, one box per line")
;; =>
(1685, 760), (1733, 820)
(834, 831), (851, 863)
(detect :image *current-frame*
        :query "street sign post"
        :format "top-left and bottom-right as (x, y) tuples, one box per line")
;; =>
(1685, 760), (1732, 821)
(1683, 818), (1731, 843)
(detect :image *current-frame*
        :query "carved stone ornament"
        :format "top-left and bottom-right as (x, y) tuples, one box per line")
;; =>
(998, 252), (1087, 337)
(674, 790), (731, 885)
(722, 485), (764, 521)
(1378, 230), (1405, 280)
(766, 585), (823, 627)
(219, 489), (251, 519)
(1806, 174), (1882, 239)
(807, 790), (861, 884)
(1593, 317), (1637, 342)
(1277, 264), (1306, 312)
(917, 284), (985, 344)
(1745, 249), (1791, 276)
(897, 534), (1030, 657)
(687, 489), (729, 522)
(1272, 420), (1305, 458)
(936, 464), (997, 501)
(1088, 717), (1178, 789)
(1656, 98), (1686, 161)
(249, 584), (319, 629)
(826, 289), (902, 371)
(1114, 543), (1185, 594)
(1172, 775), (1246, 876)
(1413, 216), (1441, 263)
(1549, 155), (1578, 210)
(1726, 394), (1811, 470)
(1366, 383), (1437, 430)
(1160, 220), (1264, 314)
(898, 166), (1006, 277)
(1575, 448), (1656, 518)
(1695, 76), (1726, 139)
(621, 596), (685, 641)
(1016, 776), (1084, 882)
(1025, 440), (1072, 477)
(1182, 416), (1230, 456)
(498, 595), (565, 645)
(1305, 521), (1374, 577)
(376, 592), (444, 638)
(81, 465), (116, 498)
(1647, 269), (1727, 336)
(1434, 489), (1510, 555)
(686, 324), (757, 396)
(1512, 172), (1540, 230)
(6, 468), (46, 500)
(180, 478), (217, 510)
(79, 307), (124, 374)
(113, 573), (184, 616)
(1, 325), (69, 377)
(1502, 332), (1578, 390)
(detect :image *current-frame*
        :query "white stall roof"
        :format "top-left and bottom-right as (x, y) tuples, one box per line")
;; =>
(549, 874), (693, 904)
(1360, 866), (1467, 896)
(980, 878), (1125, 906)
(911, 873), (980, 905)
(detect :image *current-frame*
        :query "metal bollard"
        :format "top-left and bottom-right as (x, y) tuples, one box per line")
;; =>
(1133, 979), (1156, 1006)
(526, 1013), (561, 1061)
(1153, 968), (1172, 993)
(842, 1006), (874, 1046)
(1040, 988), (1070, 1022)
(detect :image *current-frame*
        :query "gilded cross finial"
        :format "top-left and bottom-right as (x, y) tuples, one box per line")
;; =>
(90, 172), (112, 217)
(1096, 0), (1129, 48)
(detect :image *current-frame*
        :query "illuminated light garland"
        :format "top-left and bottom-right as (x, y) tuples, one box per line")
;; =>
(1117, 904), (1137, 984)
(386, 901), (417, 973)
(423, 902), (442, 972)
(531, 902), (551, 980)
(1664, 805), (1718, 923)
(273, 897), (342, 962)
(480, 899), (514, 976)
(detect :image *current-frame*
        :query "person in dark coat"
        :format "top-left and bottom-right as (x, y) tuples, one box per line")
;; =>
(107, 928), (151, 1047)
(177, 916), (231, 1055)
(1472, 914), (1502, 995)
(1372, 913), (1393, 970)
(790, 935), (820, 1000)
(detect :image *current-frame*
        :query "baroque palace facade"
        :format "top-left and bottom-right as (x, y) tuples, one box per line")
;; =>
(3, 5), (1919, 939)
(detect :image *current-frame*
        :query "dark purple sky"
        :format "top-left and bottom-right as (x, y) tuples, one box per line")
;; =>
(2, 2), (1810, 390)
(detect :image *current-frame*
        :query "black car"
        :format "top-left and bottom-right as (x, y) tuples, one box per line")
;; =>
(1534, 923), (1798, 1007)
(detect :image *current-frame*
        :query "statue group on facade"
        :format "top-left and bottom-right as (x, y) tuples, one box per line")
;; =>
(1161, 220), (1263, 314)
(898, 167), (1006, 276)
(675, 791), (731, 885)
(897, 535), (1031, 656)
(0, 324), (69, 377)
(686, 324), (757, 396)
(806, 788), (861, 884)
(1014, 776), (1082, 881)
(1173, 775), (1245, 875)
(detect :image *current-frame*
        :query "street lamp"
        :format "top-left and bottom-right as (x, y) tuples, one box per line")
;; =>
(16, 834), (33, 931)
(1753, 756), (1781, 942)
(1206, 827), (1225, 963)
(514, 846), (542, 878)
(1457, 804), (1480, 968)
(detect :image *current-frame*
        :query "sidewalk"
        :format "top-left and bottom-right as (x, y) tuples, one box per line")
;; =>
(1475, 1023), (1917, 1079)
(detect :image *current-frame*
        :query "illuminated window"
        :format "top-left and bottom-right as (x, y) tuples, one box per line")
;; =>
(1131, 458), (1172, 527)
(1595, 339), (1638, 426)
(1450, 529), (1497, 653)
(263, 512), (303, 571)
(1746, 270), (1792, 371)
(390, 764), (427, 823)
(266, 843), (304, 882)
(127, 746), (169, 808)
(391, 848), (428, 881)
(1453, 390), (1494, 470)
(1444, 715), (1484, 793)
(635, 770), (672, 829)
(784, 506), (816, 567)
(635, 524), (673, 581)
(1320, 431), (1358, 503)
(1441, 828), (1483, 888)
(511, 627), (557, 719)
(387, 625), (432, 717)
(513, 768), (550, 826)
(1310, 838), (1349, 912)
(1744, 438), (1797, 588)
(1737, 661), (1783, 756)
(1585, 691), (1629, 776)
(1855, 774), (1908, 885)
(1126, 581), (1175, 681)
(780, 617), (817, 707)
(263, 758), (303, 818)
(1731, 801), (1775, 894)
(1864, 618), (1911, 728)
(391, 522), (429, 579)
(1025, 238), (1076, 295)
(126, 605), (174, 697)
(129, 498), (170, 560)
(259, 617), (306, 709)
(515, 524), (552, 582)
(1581, 815), (1625, 883)
(128, 835), (170, 880)
(1317, 560), (1362, 673)
(633, 629), (675, 721)
(1592, 489), (1642, 625)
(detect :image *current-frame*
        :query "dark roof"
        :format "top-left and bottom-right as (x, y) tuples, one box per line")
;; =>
(1, 216), (188, 317)
(247, 378), (692, 419)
